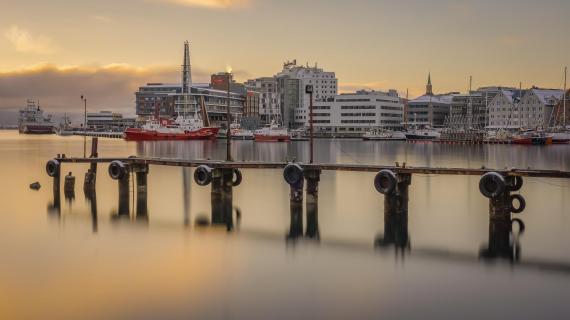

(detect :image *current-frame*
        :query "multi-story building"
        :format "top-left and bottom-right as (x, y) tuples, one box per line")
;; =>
(308, 89), (404, 136)
(245, 77), (279, 123)
(275, 60), (337, 128)
(450, 87), (512, 128)
(406, 74), (455, 127)
(487, 88), (563, 129)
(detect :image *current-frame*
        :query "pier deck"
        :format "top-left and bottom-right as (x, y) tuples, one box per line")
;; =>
(54, 156), (570, 179)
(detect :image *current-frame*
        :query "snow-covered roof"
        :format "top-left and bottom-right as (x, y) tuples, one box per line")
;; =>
(530, 88), (564, 105)
(409, 94), (455, 105)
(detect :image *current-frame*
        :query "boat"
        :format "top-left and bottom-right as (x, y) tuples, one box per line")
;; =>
(405, 128), (440, 140)
(363, 129), (406, 141)
(254, 120), (290, 142)
(18, 99), (55, 134)
(290, 128), (309, 141)
(230, 119), (254, 140)
(56, 114), (75, 136)
(124, 116), (219, 141)
(512, 130), (553, 145)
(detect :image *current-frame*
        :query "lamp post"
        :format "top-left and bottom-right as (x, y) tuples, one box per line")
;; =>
(226, 72), (232, 162)
(306, 85), (314, 164)
(81, 95), (87, 158)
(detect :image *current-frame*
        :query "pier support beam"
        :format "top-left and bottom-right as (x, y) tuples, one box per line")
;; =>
(209, 168), (235, 230)
(304, 168), (321, 239)
(108, 161), (130, 217)
(64, 172), (76, 200)
(374, 170), (411, 251)
(83, 137), (98, 195)
(46, 159), (61, 216)
(133, 164), (149, 220)
(283, 163), (305, 240)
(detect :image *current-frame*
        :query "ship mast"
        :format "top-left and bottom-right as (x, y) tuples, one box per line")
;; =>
(562, 67), (568, 130)
(181, 40), (192, 118)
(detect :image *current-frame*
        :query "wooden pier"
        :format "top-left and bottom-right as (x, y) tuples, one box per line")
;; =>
(44, 144), (570, 267)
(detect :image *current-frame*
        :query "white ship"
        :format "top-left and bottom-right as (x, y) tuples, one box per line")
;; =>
(18, 99), (55, 134)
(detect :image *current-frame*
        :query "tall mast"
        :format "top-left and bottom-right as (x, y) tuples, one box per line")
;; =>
(182, 41), (192, 118)
(562, 67), (568, 129)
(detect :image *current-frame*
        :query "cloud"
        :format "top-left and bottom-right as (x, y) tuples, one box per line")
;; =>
(4, 25), (59, 54)
(155, 0), (251, 9)
(0, 63), (212, 122)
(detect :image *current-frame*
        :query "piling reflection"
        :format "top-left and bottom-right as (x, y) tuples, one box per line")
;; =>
(84, 188), (98, 233)
(374, 210), (410, 253)
(480, 218), (524, 263)
(47, 177), (61, 217)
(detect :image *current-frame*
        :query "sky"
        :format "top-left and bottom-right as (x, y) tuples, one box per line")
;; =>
(0, 0), (569, 122)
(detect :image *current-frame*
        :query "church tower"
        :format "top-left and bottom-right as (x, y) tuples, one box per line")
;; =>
(426, 72), (433, 96)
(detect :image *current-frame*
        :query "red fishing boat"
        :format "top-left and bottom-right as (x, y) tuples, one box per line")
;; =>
(124, 117), (218, 141)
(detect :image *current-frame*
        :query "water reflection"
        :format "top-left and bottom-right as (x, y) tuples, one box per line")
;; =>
(479, 218), (525, 263)
(84, 187), (98, 233)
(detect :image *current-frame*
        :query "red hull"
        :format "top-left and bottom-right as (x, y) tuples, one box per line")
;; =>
(254, 134), (290, 142)
(124, 127), (219, 141)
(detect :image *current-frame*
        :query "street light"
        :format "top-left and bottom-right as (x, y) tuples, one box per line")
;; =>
(226, 72), (232, 162)
(306, 85), (314, 164)
(81, 95), (87, 158)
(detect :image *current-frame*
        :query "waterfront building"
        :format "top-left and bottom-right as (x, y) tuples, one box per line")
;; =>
(309, 89), (404, 136)
(450, 87), (511, 128)
(86, 111), (136, 131)
(274, 60), (337, 128)
(244, 77), (280, 124)
(134, 42), (248, 127)
(487, 87), (563, 129)
(406, 74), (456, 127)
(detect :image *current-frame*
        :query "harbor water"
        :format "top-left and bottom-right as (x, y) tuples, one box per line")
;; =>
(1, 130), (570, 319)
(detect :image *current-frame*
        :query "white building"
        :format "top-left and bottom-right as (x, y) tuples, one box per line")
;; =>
(275, 60), (338, 128)
(245, 77), (280, 123)
(488, 88), (563, 129)
(307, 90), (404, 135)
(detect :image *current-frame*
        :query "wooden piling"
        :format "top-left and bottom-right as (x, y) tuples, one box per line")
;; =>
(221, 168), (234, 231)
(384, 173), (411, 217)
(84, 137), (98, 194)
(64, 172), (75, 199)
(118, 167), (130, 216)
(304, 168), (321, 239)
(134, 164), (149, 220)
(50, 167), (61, 216)
(287, 177), (304, 240)
(210, 169), (224, 225)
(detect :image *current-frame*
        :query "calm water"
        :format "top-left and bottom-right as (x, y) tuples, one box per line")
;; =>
(1, 130), (570, 319)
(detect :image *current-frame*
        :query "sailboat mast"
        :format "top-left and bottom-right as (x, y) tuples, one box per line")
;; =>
(562, 67), (568, 129)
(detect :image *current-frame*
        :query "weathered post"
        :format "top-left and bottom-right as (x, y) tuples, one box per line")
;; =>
(134, 164), (149, 220)
(108, 161), (130, 217)
(304, 168), (321, 239)
(46, 159), (61, 215)
(210, 168), (224, 225)
(86, 188), (98, 233)
(221, 168), (235, 231)
(84, 137), (98, 195)
(284, 163), (304, 240)
(374, 170), (412, 251)
(64, 172), (76, 200)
